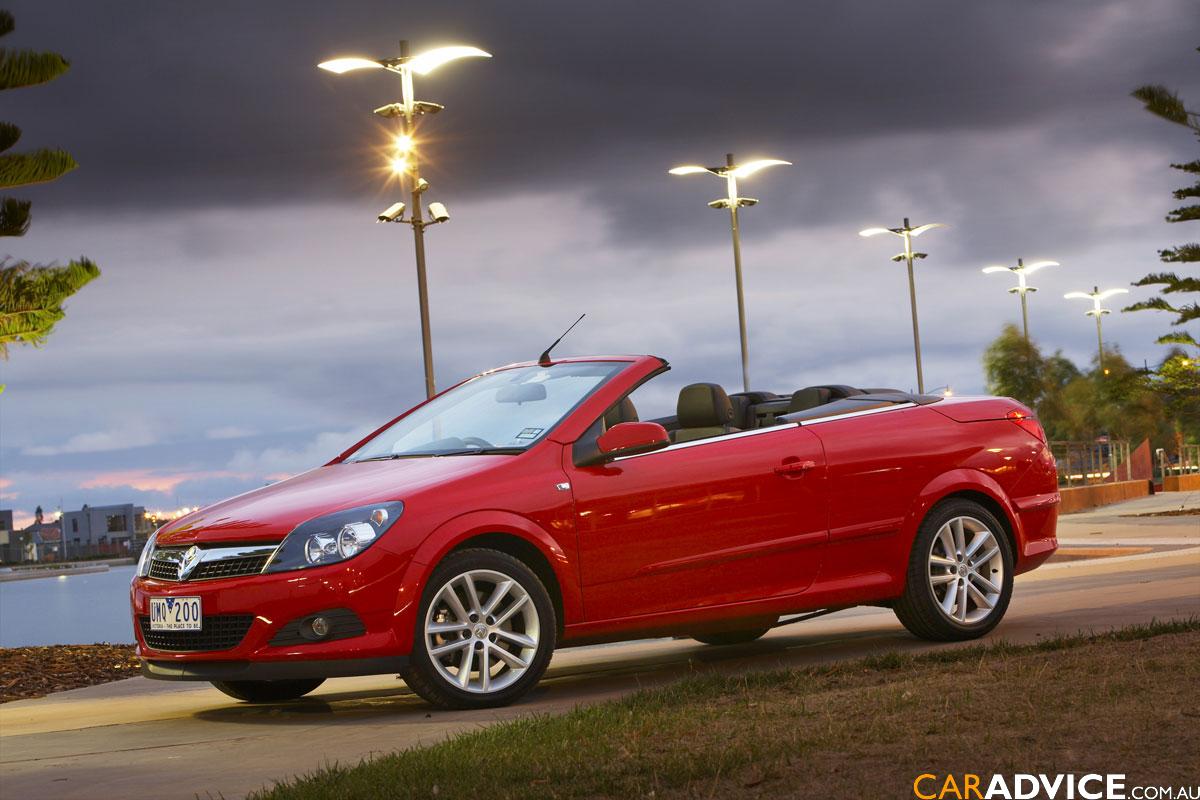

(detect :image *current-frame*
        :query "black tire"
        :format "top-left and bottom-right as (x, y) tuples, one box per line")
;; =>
(401, 548), (557, 710)
(893, 498), (1014, 642)
(210, 678), (324, 703)
(692, 628), (771, 646)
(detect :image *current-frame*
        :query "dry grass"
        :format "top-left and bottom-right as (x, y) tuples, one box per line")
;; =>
(252, 620), (1200, 800)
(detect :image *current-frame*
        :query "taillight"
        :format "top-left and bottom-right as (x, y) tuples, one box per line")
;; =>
(1006, 409), (1046, 442)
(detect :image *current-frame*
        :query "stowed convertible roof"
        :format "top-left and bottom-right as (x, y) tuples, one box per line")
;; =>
(779, 391), (943, 424)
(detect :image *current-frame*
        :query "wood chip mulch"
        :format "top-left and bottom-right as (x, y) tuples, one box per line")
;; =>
(0, 644), (140, 703)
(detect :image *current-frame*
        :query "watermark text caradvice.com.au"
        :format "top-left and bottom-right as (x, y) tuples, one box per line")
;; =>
(913, 773), (1199, 799)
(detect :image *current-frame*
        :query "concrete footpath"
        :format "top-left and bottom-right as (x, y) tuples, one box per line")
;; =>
(1, 496), (1197, 800)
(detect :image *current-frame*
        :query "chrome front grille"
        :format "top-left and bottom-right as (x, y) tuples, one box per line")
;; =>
(147, 544), (277, 582)
(148, 558), (180, 581)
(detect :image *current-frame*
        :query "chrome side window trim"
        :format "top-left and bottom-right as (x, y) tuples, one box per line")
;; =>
(609, 401), (916, 463)
(795, 402), (916, 426)
(614, 423), (800, 462)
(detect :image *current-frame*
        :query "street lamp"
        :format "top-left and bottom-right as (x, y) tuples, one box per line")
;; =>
(858, 218), (946, 394)
(668, 153), (791, 392)
(319, 42), (491, 399)
(981, 259), (1059, 342)
(1064, 285), (1129, 374)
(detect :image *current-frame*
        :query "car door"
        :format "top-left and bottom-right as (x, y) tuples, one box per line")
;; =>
(568, 425), (829, 622)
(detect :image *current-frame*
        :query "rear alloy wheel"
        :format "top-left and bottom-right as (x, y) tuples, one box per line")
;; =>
(893, 499), (1013, 641)
(692, 628), (771, 646)
(211, 678), (324, 703)
(401, 549), (556, 710)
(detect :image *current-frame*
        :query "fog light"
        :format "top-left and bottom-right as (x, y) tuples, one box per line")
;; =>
(309, 616), (331, 638)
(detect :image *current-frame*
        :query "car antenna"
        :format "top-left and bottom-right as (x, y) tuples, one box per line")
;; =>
(538, 313), (586, 366)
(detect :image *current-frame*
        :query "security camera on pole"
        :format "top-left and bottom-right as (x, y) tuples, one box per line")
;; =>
(319, 42), (490, 399)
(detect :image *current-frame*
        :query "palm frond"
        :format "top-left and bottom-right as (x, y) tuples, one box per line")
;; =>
(1167, 205), (1200, 224)
(0, 258), (100, 358)
(0, 148), (76, 189)
(0, 121), (19, 153)
(0, 196), (30, 237)
(1160, 244), (1200, 263)
(0, 11), (13, 39)
(1133, 85), (1197, 129)
(0, 47), (69, 91)
(1123, 297), (1178, 314)
(1157, 331), (1198, 347)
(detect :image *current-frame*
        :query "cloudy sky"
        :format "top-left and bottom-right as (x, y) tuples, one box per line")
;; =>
(1, 0), (1197, 526)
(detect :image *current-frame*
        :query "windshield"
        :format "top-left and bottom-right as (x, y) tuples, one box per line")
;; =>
(347, 361), (627, 460)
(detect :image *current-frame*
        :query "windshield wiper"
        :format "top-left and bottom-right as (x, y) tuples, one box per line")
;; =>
(436, 447), (526, 456)
(351, 454), (436, 462)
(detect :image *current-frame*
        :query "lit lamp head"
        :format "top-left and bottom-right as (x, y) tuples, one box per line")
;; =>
(982, 259), (1058, 294)
(859, 220), (946, 262)
(1064, 286), (1128, 317)
(669, 157), (791, 208)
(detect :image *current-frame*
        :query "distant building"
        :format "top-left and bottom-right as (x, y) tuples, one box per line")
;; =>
(0, 509), (16, 563)
(60, 503), (150, 555)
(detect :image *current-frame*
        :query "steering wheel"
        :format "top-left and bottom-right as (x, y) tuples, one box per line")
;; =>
(460, 436), (495, 449)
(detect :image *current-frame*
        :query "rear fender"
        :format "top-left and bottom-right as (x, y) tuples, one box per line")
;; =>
(900, 469), (1022, 566)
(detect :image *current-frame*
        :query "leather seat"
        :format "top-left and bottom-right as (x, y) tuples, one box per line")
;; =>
(787, 387), (832, 413)
(671, 383), (740, 443)
(602, 397), (639, 430)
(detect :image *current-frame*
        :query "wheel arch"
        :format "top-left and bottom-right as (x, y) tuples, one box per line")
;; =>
(447, 532), (565, 635)
(404, 510), (579, 638)
(904, 470), (1022, 570)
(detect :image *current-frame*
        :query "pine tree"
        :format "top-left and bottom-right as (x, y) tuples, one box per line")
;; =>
(1127, 52), (1200, 448)
(1126, 54), (1199, 350)
(0, 9), (98, 359)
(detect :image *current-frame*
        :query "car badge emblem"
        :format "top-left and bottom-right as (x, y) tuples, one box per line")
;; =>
(178, 545), (204, 580)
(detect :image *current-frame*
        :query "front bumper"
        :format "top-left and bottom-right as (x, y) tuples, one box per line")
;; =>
(131, 545), (421, 678)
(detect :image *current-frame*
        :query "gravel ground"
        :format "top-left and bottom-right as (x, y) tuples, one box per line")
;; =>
(0, 644), (140, 703)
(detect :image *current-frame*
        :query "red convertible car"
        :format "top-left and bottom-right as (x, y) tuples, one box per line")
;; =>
(132, 355), (1059, 708)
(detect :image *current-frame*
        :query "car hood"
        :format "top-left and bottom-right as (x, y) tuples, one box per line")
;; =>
(155, 456), (510, 546)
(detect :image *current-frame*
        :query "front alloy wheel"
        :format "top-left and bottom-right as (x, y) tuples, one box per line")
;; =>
(401, 548), (555, 709)
(894, 499), (1014, 641)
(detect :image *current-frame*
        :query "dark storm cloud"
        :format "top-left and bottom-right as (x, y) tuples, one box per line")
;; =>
(2, 0), (1198, 523)
(6, 0), (1197, 226)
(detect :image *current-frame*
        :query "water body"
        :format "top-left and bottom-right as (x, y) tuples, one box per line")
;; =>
(0, 565), (137, 647)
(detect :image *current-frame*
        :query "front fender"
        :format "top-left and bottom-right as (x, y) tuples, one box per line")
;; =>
(389, 510), (581, 654)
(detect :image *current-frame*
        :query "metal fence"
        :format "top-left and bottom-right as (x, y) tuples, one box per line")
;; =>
(1157, 443), (1200, 482)
(1050, 440), (1133, 487)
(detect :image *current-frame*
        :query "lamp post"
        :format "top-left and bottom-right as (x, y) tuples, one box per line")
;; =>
(858, 218), (946, 394)
(319, 42), (491, 399)
(668, 154), (791, 392)
(1064, 285), (1129, 374)
(981, 259), (1059, 342)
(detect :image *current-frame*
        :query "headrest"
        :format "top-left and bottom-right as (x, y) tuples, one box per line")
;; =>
(788, 387), (832, 413)
(677, 383), (734, 428)
(603, 397), (639, 429)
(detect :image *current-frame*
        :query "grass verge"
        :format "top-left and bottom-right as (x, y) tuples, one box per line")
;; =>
(252, 619), (1200, 800)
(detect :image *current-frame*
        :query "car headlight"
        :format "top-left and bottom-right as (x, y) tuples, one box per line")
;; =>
(136, 532), (159, 578)
(264, 502), (404, 573)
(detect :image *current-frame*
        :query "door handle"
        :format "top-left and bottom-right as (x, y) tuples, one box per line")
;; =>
(774, 459), (817, 477)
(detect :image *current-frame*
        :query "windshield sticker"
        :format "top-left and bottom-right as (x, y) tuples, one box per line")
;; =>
(516, 427), (544, 440)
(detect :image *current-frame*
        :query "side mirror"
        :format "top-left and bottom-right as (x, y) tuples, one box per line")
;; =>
(595, 421), (671, 462)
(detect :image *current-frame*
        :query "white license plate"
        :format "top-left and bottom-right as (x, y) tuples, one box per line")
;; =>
(149, 596), (202, 631)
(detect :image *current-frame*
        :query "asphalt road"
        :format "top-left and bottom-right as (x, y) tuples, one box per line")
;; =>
(2, 493), (1197, 800)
